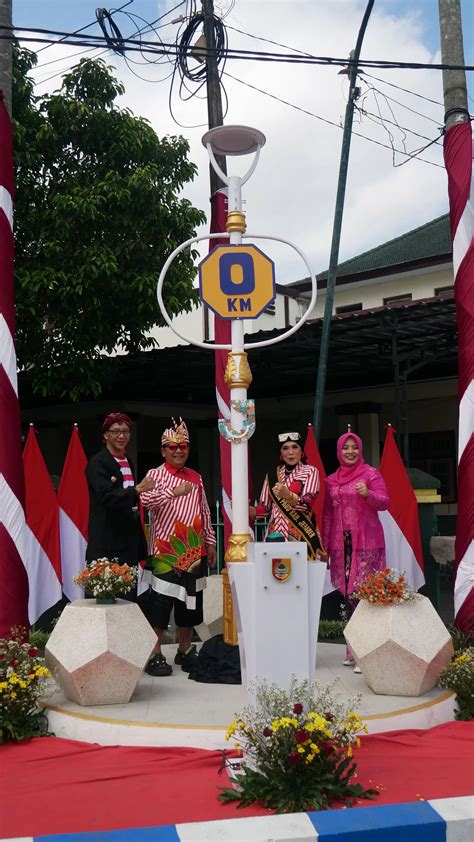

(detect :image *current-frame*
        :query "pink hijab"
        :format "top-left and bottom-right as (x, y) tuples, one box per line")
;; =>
(326, 432), (367, 486)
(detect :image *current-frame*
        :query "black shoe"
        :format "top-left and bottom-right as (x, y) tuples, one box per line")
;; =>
(179, 648), (200, 673)
(145, 654), (172, 676)
(174, 644), (197, 666)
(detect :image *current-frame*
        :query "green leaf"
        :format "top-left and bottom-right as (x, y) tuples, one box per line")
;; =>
(170, 536), (187, 557)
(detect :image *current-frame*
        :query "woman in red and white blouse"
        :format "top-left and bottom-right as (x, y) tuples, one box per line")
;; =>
(250, 431), (320, 544)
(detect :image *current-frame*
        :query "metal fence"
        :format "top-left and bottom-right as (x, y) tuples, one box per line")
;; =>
(211, 501), (267, 574)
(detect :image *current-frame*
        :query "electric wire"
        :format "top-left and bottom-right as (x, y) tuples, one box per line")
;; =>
(222, 70), (444, 169)
(5, 25), (474, 71)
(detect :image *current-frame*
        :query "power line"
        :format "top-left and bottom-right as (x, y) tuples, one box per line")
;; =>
(5, 25), (474, 71)
(362, 71), (445, 107)
(222, 70), (444, 168)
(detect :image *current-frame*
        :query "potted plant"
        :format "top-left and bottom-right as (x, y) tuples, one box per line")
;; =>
(344, 569), (453, 696)
(73, 558), (137, 603)
(438, 647), (474, 720)
(219, 677), (378, 812)
(0, 627), (51, 743)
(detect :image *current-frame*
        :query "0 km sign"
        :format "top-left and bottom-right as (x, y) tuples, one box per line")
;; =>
(199, 244), (276, 319)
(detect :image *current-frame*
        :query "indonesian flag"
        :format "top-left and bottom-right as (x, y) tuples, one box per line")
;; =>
(57, 425), (88, 601)
(304, 423), (334, 595)
(22, 426), (62, 623)
(212, 188), (233, 543)
(0, 92), (29, 635)
(444, 121), (474, 632)
(378, 425), (425, 591)
(304, 423), (326, 525)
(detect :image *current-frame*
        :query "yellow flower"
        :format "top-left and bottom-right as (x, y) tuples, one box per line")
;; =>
(34, 666), (50, 678)
(297, 745), (305, 754)
(8, 673), (19, 685)
(0, 681), (8, 691)
(310, 742), (320, 754)
(305, 753), (314, 763)
(347, 746), (353, 758)
(10, 691), (17, 699)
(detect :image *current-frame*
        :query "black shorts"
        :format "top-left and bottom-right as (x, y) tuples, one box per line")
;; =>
(149, 589), (204, 630)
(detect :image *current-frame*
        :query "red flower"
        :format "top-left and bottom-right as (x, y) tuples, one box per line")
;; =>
(8, 658), (18, 666)
(28, 647), (39, 657)
(320, 741), (335, 754)
(295, 729), (309, 744)
(293, 703), (303, 714)
(263, 727), (272, 737)
(289, 751), (300, 765)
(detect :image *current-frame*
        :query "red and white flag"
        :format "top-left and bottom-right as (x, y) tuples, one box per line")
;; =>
(22, 426), (61, 623)
(304, 423), (326, 526)
(57, 425), (89, 601)
(444, 121), (474, 631)
(304, 423), (333, 595)
(212, 188), (233, 543)
(0, 92), (29, 635)
(378, 425), (425, 591)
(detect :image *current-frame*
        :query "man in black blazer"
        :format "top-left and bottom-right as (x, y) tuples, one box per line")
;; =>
(85, 413), (154, 596)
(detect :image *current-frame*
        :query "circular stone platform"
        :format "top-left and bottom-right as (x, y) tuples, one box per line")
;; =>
(40, 642), (456, 749)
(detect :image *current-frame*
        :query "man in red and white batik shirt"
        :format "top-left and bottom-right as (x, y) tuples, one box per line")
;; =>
(140, 419), (216, 676)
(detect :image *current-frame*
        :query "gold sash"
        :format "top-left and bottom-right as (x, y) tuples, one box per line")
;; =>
(267, 471), (328, 561)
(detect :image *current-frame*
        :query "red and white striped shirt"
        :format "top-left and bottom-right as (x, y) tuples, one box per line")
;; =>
(113, 455), (134, 488)
(258, 462), (320, 540)
(140, 462), (216, 556)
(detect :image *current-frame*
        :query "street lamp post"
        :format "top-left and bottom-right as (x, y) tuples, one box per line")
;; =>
(157, 125), (318, 644)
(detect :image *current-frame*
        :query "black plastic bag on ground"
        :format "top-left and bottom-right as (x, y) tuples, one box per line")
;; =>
(188, 634), (241, 684)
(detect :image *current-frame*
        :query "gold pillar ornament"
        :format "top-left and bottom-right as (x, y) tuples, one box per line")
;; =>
(224, 352), (253, 389)
(226, 210), (247, 234)
(223, 532), (253, 645)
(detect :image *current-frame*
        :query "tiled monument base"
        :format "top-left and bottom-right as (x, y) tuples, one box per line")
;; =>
(40, 642), (456, 748)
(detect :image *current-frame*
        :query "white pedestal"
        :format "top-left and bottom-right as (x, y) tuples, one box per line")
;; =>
(228, 542), (326, 698)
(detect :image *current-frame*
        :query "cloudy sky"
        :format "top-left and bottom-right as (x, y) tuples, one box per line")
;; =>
(13, 0), (474, 282)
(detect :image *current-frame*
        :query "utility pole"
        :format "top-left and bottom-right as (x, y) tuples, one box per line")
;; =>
(202, 0), (227, 190)
(0, 0), (12, 116)
(439, 0), (469, 128)
(313, 0), (374, 441)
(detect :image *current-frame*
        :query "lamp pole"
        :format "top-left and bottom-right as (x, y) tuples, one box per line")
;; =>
(313, 0), (374, 441)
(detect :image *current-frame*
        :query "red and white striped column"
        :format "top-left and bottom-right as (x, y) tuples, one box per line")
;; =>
(0, 92), (29, 635)
(444, 121), (474, 631)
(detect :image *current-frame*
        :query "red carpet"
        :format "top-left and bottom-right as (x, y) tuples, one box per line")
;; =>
(1, 722), (473, 838)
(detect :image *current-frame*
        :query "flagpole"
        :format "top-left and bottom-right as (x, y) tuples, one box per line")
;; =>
(439, 0), (473, 631)
(313, 0), (374, 442)
(0, 0), (12, 116)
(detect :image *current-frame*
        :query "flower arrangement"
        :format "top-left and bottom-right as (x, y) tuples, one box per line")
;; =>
(0, 627), (51, 743)
(218, 678), (378, 813)
(438, 647), (474, 721)
(354, 568), (418, 605)
(73, 558), (137, 599)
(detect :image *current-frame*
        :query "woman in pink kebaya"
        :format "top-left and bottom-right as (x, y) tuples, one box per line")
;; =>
(323, 430), (389, 668)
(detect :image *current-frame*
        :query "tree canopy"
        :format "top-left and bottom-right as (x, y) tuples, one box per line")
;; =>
(13, 47), (206, 400)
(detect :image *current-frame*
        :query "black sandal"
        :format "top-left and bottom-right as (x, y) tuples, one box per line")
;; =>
(145, 653), (172, 677)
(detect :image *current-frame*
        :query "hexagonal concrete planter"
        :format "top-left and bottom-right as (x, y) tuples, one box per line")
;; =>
(45, 599), (157, 706)
(344, 595), (453, 696)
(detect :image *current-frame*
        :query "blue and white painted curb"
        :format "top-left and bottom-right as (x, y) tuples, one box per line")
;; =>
(3, 796), (473, 841)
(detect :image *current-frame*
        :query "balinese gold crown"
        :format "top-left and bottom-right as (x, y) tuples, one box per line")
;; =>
(161, 417), (190, 446)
